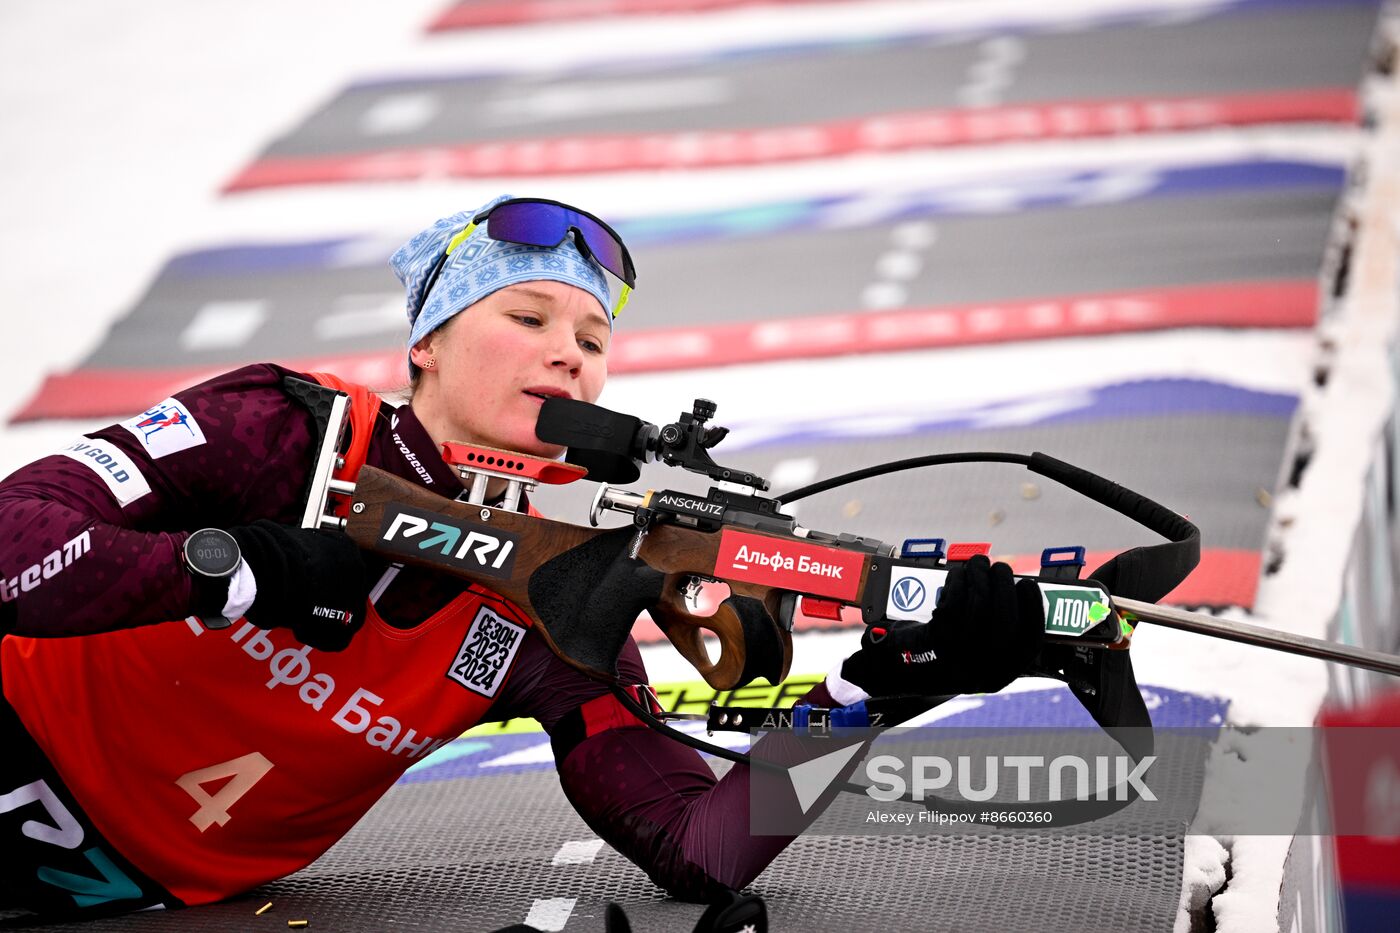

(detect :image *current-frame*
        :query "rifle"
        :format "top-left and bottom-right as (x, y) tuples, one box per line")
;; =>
(286, 380), (1400, 708)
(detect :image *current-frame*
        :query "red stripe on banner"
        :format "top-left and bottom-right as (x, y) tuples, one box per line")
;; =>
(9, 280), (1315, 423)
(606, 279), (1318, 373)
(629, 547), (1262, 645)
(224, 89), (1357, 191)
(429, 0), (857, 30)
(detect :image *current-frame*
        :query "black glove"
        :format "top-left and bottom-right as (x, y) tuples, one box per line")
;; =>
(839, 554), (1045, 698)
(228, 520), (370, 651)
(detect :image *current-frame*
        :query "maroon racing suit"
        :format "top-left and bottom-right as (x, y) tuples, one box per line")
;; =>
(0, 363), (844, 915)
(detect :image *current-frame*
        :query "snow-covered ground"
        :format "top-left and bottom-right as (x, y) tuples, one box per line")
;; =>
(0, 0), (443, 439)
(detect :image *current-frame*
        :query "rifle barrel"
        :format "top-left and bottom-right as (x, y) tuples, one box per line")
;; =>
(1114, 597), (1400, 678)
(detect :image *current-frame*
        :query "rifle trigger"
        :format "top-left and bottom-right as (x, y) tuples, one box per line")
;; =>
(681, 575), (705, 611)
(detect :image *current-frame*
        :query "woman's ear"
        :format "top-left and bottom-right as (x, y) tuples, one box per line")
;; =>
(409, 335), (437, 372)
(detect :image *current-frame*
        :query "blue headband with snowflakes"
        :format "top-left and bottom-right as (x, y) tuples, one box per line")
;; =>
(393, 194), (613, 371)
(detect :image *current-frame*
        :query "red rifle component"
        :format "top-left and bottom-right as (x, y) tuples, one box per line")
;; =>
(801, 597), (844, 621)
(440, 442), (589, 485)
(946, 542), (992, 561)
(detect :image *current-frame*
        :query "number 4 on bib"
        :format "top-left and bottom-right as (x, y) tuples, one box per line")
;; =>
(175, 752), (273, 832)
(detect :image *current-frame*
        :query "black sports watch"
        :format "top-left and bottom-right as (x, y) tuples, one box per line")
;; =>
(184, 528), (241, 629)
(184, 528), (241, 577)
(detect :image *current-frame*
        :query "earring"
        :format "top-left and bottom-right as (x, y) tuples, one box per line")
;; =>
(423, 358), (436, 370)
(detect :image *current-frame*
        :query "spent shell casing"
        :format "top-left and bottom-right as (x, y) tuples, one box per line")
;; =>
(255, 903), (273, 916)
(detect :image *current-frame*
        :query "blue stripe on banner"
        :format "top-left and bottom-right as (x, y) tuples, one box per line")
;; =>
(621, 162), (1345, 249)
(166, 161), (1343, 277)
(165, 238), (360, 277)
(723, 379), (1298, 453)
(395, 685), (1229, 784)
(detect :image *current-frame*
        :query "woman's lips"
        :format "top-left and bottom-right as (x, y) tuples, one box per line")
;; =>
(523, 387), (572, 402)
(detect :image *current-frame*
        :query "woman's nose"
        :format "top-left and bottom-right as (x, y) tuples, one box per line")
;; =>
(548, 332), (583, 375)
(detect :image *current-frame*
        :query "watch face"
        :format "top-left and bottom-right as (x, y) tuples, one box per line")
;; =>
(186, 528), (240, 577)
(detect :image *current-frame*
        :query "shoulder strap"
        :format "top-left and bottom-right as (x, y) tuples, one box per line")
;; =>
(306, 371), (381, 483)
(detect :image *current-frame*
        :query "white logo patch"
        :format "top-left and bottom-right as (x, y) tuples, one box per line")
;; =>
(448, 606), (526, 698)
(120, 398), (207, 459)
(59, 438), (152, 506)
(884, 567), (949, 622)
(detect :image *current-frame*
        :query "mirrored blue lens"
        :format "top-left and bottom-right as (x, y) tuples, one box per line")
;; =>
(485, 201), (634, 287)
(485, 201), (565, 248)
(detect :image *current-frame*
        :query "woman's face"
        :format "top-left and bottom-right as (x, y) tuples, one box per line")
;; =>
(411, 280), (611, 458)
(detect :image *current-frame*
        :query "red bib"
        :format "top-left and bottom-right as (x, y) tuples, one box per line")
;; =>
(1, 374), (533, 905)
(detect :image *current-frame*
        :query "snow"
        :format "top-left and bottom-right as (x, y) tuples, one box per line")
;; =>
(1178, 727), (1319, 929)
(1174, 835), (1230, 933)
(1211, 837), (1300, 932)
(0, 0), (444, 440)
(1173, 27), (1400, 933)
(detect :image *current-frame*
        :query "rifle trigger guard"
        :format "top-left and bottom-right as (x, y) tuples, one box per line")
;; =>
(650, 579), (793, 691)
(679, 574), (707, 611)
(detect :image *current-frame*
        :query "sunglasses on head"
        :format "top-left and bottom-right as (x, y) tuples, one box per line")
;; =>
(418, 197), (636, 321)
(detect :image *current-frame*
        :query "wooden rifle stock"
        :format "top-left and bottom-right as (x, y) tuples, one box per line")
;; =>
(342, 465), (793, 689)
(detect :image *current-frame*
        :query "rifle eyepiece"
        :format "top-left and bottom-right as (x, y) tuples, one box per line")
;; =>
(536, 397), (768, 490)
